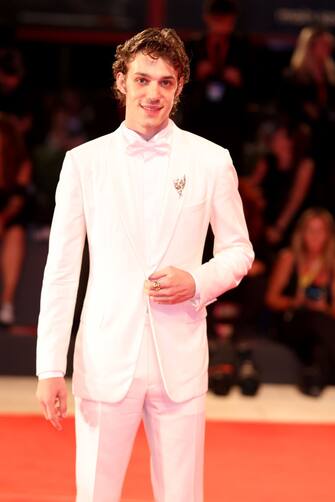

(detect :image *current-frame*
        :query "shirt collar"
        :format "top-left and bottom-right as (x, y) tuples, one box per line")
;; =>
(121, 119), (173, 148)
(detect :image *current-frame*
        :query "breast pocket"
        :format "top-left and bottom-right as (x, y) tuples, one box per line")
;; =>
(178, 199), (209, 237)
(183, 199), (208, 214)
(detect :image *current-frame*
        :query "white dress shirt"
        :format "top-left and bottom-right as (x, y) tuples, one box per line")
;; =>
(122, 120), (172, 271)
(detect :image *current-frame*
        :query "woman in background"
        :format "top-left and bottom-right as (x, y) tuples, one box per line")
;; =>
(0, 113), (31, 325)
(246, 124), (314, 254)
(266, 208), (335, 397)
(281, 26), (335, 211)
(282, 26), (335, 127)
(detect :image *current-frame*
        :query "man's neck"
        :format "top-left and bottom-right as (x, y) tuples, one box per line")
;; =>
(124, 120), (169, 141)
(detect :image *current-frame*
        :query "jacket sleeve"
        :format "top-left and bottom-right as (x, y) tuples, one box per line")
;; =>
(192, 150), (254, 310)
(36, 151), (86, 375)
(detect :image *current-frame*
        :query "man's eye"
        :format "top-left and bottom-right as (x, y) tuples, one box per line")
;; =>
(161, 80), (172, 87)
(136, 78), (148, 85)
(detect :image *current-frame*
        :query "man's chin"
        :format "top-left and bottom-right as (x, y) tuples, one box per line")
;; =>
(142, 115), (169, 129)
(141, 109), (164, 122)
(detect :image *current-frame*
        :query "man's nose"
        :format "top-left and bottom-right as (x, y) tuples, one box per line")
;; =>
(146, 83), (160, 100)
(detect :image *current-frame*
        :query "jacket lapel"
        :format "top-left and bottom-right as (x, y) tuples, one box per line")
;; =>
(108, 130), (146, 274)
(150, 125), (191, 273)
(107, 124), (192, 277)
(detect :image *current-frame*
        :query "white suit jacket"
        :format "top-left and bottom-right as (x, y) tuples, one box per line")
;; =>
(36, 121), (254, 403)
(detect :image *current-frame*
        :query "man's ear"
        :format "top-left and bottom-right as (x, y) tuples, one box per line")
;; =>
(176, 77), (184, 97)
(116, 72), (127, 95)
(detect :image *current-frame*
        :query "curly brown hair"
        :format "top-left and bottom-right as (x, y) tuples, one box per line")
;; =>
(112, 27), (190, 113)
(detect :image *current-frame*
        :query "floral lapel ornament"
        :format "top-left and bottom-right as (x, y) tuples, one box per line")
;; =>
(173, 175), (186, 197)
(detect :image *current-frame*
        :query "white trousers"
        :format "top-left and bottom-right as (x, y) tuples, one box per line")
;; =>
(75, 319), (206, 502)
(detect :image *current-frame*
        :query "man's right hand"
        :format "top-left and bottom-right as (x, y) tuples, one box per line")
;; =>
(36, 377), (68, 431)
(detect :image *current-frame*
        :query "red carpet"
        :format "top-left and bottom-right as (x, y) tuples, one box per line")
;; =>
(0, 415), (334, 501)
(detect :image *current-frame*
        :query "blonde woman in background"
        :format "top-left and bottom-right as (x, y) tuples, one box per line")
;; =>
(280, 27), (335, 211)
(282, 26), (335, 124)
(266, 208), (335, 397)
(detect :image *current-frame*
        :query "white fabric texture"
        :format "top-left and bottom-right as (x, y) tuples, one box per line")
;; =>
(36, 121), (254, 402)
(75, 319), (205, 502)
(38, 120), (199, 381)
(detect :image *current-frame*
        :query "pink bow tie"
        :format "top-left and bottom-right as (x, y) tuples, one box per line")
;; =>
(126, 139), (171, 159)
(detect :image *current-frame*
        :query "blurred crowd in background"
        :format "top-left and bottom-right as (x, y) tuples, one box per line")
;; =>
(1, 0), (335, 397)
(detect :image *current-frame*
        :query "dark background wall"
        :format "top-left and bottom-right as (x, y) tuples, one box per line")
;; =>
(1, 0), (335, 35)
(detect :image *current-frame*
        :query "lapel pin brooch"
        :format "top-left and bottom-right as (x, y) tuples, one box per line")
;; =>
(173, 175), (186, 197)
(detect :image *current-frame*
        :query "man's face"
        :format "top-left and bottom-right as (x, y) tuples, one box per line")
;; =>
(116, 52), (182, 140)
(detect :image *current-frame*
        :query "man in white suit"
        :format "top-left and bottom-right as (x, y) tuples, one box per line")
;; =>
(36, 28), (254, 501)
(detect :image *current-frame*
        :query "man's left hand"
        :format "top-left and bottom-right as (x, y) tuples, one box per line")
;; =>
(144, 266), (196, 304)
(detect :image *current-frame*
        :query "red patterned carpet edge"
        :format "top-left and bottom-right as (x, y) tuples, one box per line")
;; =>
(0, 415), (334, 502)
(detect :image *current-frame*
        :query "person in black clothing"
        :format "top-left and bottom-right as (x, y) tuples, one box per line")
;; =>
(0, 113), (31, 325)
(280, 27), (335, 213)
(245, 124), (314, 260)
(281, 27), (335, 131)
(0, 48), (32, 139)
(266, 208), (335, 397)
(183, 0), (248, 168)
